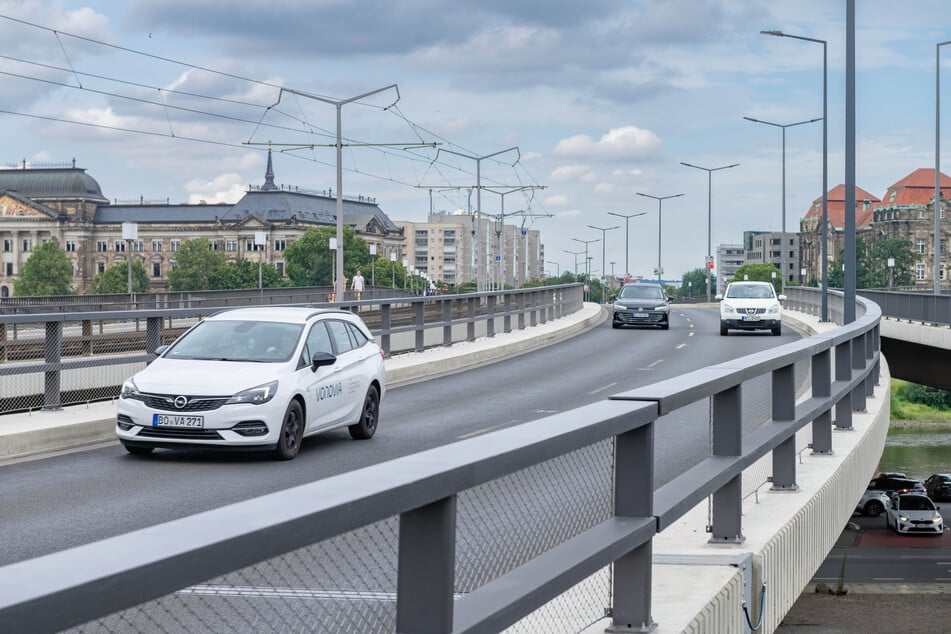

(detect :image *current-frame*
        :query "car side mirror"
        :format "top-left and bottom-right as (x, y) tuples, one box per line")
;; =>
(778, 294), (787, 301)
(153, 344), (169, 356)
(310, 351), (337, 372)
(714, 294), (723, 301)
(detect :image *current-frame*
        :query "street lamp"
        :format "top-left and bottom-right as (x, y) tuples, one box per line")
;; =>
(564, 249), (583, 277)
(636, 192), (684, 284)
(254, 230), (267, 298)
(743, 115), (821, 291)
(587, 224), (619, 288)
(888, 257), (895, 289)
(390, 251), (397, 289)
(936, 40), (951, 294)
(369, 244), (377, 288)
(607, 211), (647, 281)
(762, 29), (829, 320)
(329, 237), (338, 300)
(680, 161), (739, 302)
(547, 260), (560, 276)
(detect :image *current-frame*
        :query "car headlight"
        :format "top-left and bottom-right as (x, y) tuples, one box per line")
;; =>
(766, 303), (781, 314)
(613, 303), (627, 311)
(655, 305), (669, 312)
(933, 516), (942, 523)
(899, 515), (909, 522)
(120, 378), (142, 400)
(721, 304), (737, 315)
(226, 380), (279, 405)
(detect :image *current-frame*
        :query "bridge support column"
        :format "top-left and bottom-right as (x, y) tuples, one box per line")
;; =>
(397, 495), (456, 633)
(610, 423), (656, 633)
(852, 332), (867, 412)
(415, 302), (425, 352)
(811, 349), (833, 454)
(442, 299), (452, 347)
(834, 340), (852, 430)
(710, 385), (744, 543)
(517, 293), (526, 330)
(504, 293), (512, 333)
(486, 295), (496, 338)
(771, 364), (799, 491)
(381, 304), (392, 356)
(466, 297), (476, 342)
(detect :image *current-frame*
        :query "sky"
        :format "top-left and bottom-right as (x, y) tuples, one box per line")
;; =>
(1, 1), (950, 281)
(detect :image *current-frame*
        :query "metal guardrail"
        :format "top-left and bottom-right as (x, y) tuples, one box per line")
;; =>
(0, 288), (881, 632)
(856, 289), (951, 327)
(0, 285), (582, 414)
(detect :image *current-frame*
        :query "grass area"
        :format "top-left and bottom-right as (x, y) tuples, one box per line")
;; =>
(890, 379), (951, 423)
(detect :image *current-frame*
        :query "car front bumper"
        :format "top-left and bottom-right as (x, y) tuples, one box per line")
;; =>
(721, 318), (780, 331)
(613, 310), (668, 326)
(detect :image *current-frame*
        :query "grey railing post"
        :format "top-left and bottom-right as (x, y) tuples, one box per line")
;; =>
(0, 322), (6, 362)
(145, 317), (162, 361)
(415, 301), (425, 352)
(396, 495), (457, 634)
(43, 320), (63, 411)
(834, 340), (853, 429)
(530, 291), (538, 327)
(504, 293), (512, 333)
(811, 349), (833, 455)
(381, 303), (392, 357)
(547, 288), (555, 322)
(466, 296), (476, 342)
(710, 385), (744, 543)
(81, 319), (92, 356)
(518, 293), (526, 330)
(610, 423), (656, 632)
(771, 364), (798, 491)
(538, 290), (547, 324)
(442, 299), (452, 347)
(851, 332), (867, 412)
(487, 294), (496, 338)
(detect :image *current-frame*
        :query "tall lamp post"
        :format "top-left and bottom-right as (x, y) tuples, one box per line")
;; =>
(573, 238), (600, 302)
(762, 29), (829, 318)
(547, 260), (560, 277)
(121, 222), (137, 304)
(254, 231), (267, 298)
(587, 224), (619, 288)
(564, 249), (583, 278)
(743, 116), (821, 291)
(679, 161), (739, 302)
(369, 244), (377, 288)
(636, 192), (684, 285)
(607, 211), (646, 282)
(390, 252), (397, 289)
(936, 40), (951, 294)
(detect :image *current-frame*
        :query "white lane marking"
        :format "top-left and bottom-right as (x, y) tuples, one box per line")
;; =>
(535, 409), (560, 414)
(588, 382), (618, 395)
(688, 331), (695, 337)
(937, 562), (951, 566)
(647, 359), (663, 368)
(457, 421), (516, 439)
(872, 577), (904, 581)
(676, 343), (686, 349)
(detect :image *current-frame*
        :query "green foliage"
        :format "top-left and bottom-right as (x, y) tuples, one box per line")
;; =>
(86, 260), (150, 294)
(897, 381), (951, 409)
(829, 237), (914, 289)
(728, 263), (782, 294)
(283, 226), (374, 287)
(166, 239), (227, 291)
(890, 379), (951, 422)
(13, 241), (74, 296)
(210, 259), (286, 290)
(678, 268), (712, 297)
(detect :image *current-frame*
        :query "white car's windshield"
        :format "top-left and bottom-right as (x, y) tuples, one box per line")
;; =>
(619, 286), (664, 300)
(166, 320), (304, 363)
(726, 284), (775, 299)
(898, 496), (935, 511)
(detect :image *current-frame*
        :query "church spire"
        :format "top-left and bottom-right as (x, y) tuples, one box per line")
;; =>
(261, 144), (278, 191)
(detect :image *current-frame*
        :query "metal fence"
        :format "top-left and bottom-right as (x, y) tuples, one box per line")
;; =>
(0, 285), (581, 415)
(856, 289), (951, 327)
(0, 288), (881, 633)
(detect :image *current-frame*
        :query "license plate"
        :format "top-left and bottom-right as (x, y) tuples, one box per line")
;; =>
(153, 414), (204, 428)
(740, 315), (760, 322)
(634, 312), (648, 318)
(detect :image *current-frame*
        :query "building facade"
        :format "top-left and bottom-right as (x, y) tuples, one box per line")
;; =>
(715, 243), (745, 294)
(0, 152), (405, 297)
(798, 184), (879, 286)
(742, 230), (801, 287)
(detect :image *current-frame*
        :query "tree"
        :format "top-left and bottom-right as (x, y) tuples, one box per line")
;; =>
(283, 226), (372, 287)
(828, 237), (914, 289)
(678, 268), (710, 297)
(210, 259), (286, 290)
(167, 238), (227, 291)
(13, 241), (74, 296)
(729, 263), (782, 294)
(85, 260), (150, 294)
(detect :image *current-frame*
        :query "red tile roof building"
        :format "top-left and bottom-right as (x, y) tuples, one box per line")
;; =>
(798, 184), (879, 285)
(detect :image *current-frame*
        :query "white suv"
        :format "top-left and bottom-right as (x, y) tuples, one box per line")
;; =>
(716, 281), (785, 336)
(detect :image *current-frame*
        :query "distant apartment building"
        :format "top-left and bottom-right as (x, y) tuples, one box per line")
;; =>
(743, 230), (801, 287)
(716, 243), (745, 294)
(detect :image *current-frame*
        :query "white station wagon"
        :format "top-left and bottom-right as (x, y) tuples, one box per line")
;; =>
(116, 306), (385, 460)
(716, 281), (786, 336)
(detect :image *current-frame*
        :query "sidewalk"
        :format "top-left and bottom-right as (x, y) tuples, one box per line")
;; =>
(0, 303), (607, 462)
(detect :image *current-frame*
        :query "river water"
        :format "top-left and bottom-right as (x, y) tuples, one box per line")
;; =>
(876, 426), (951, 479)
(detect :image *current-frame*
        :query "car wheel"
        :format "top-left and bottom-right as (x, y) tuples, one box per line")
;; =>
(273, 400), (304, 460)
(122, 443), (154, 456)
(720, 323), (728, 336)
(772, 325), (782, 336)
(349, 385), (380, 440)
(864, 500), (884, 517)
(661, 319), (669, 330)
(612, 321), (621, 329)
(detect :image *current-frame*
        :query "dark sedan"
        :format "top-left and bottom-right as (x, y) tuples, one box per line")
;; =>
(612, 283), (670, 330)
(925, 474), (951, 501)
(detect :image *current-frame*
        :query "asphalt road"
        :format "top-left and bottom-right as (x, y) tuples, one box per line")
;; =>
(0, 305), (802, 567)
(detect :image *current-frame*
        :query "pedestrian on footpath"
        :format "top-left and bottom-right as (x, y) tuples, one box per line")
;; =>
(352, 269), (365, 301)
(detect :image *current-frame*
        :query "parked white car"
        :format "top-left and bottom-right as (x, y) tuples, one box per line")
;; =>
(716, 281), (786, 336)
(885, 493), (944, 535)
(116, 306), (385, 460)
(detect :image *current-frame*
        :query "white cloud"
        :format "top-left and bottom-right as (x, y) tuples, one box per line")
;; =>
(594, 182), (614, 194)
(544, 194), (569, 206)
(612, 168), (644, 178)
(550, 164), (596, 183)
(553, 126), (662, 161)
(555, 209), (581, 219)
(185, 173), (246, 204)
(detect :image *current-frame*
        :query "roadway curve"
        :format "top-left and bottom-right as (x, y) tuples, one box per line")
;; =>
(0, 305), (802, 566)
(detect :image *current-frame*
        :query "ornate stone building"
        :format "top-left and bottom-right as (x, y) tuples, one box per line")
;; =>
(0, 151), (405, 297)
(798, 184), (879, 285)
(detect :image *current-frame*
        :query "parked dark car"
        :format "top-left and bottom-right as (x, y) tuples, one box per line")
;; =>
(867, 474), (926, 496)
(924, 474), (951, 501)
